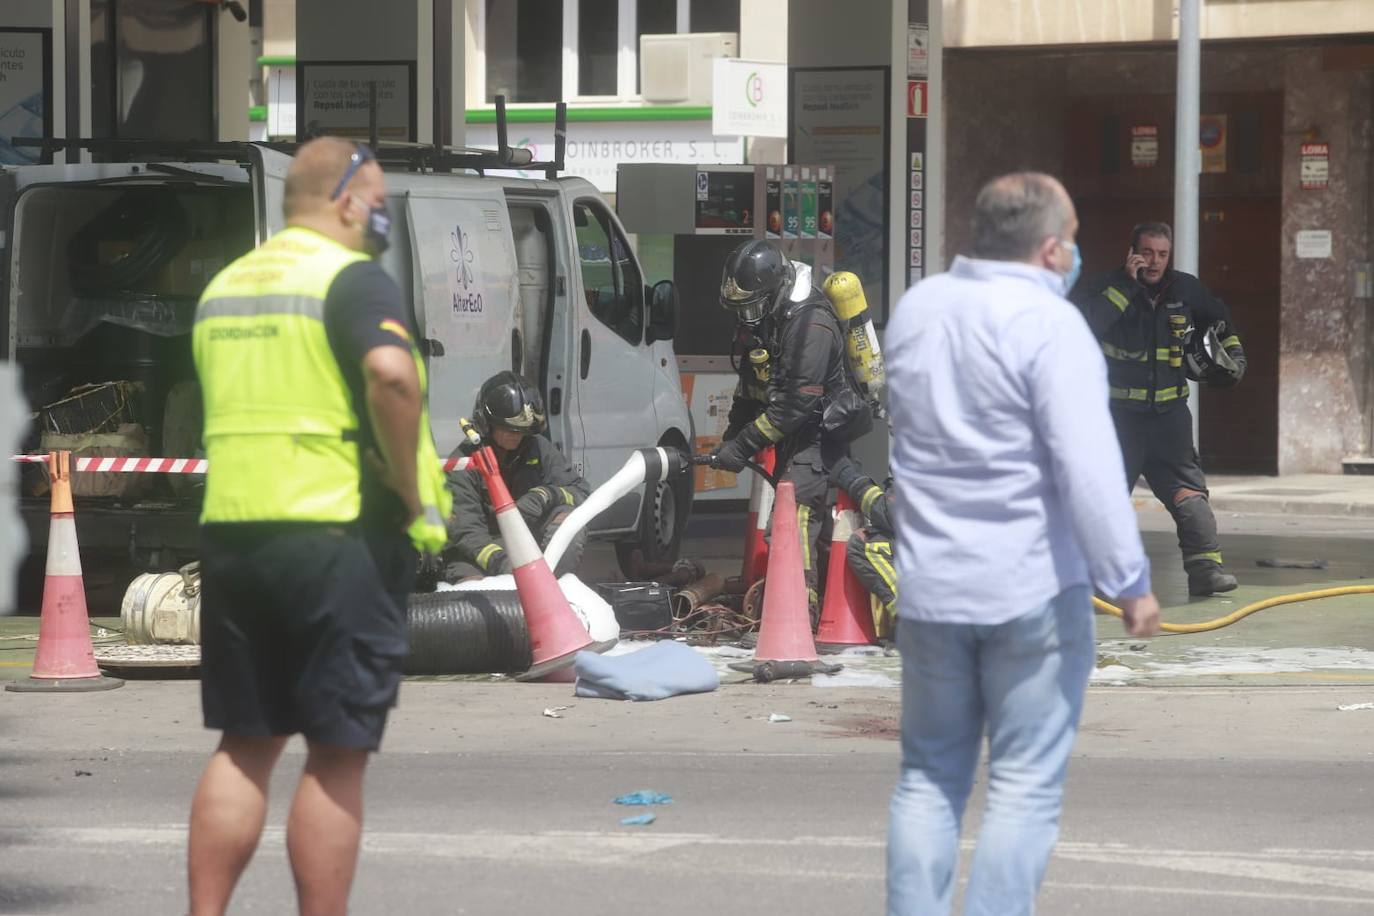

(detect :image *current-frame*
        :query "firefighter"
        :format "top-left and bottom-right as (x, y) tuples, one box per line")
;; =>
(441, 371), (590, 581)
(1073, 221), (1247, 596)
(830, 456), (897, 639)
(709, 240), (873, 620)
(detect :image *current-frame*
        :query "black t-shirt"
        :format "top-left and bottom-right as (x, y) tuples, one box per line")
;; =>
(322, 260), (417, 529)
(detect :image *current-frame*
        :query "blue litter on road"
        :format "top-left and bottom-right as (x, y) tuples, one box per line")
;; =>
(620, 813), (657, 826)
(614, 790), (673, 806)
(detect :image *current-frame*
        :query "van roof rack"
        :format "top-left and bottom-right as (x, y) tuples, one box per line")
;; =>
(13, 97), (568, 179)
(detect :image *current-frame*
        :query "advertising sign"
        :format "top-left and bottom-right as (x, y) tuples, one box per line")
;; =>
(1131, 124), (1159, 168)
(712, 59), (787, 139)
(0, 29), (51, 165)
(298, 61), (416, 141)
(466, 120), (743, 194)
(1300, 142), (1330, 190)
(791, 67), (890, 319)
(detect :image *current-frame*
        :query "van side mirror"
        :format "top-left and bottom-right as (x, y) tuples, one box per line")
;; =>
(646, 280), (679, 343)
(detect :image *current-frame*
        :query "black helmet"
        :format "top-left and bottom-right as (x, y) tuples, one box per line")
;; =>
(1183, 323), (1243, 388)
(719, 240), (794, 325)
(474, 371), (546, 435)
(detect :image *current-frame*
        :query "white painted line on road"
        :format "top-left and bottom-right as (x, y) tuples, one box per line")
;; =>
(5, 827), (1374, 903)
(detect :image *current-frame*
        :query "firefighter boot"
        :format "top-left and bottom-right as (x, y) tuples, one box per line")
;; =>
(1187, 562), (1238, 596)
(1174, 493), (1238, 596)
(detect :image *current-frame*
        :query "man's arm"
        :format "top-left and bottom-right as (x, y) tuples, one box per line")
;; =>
(1190, 280), (1247, 386)
(445, 466), (508, 573)
(363, 348), (422, 523)
(1026, 305), (1160, 635)
(1071, 268), (1140, 339)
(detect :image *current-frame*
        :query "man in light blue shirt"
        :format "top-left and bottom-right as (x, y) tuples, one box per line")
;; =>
(885, 172), (1160, 916)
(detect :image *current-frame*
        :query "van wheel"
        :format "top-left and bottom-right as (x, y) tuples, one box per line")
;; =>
(615, 443), (692, 578)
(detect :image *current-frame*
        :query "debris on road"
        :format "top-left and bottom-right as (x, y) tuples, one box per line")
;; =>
(614, 790), (673, 806)
(1257, 558), (1328, 569)
(768, 713), (792, 723)
(1337, 702), (1374, 711)
(619, 813), (656, 826)
(542, 706), (570, 718)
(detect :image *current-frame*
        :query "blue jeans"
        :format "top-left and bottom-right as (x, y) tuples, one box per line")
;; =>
(886, 587), (1094, 916)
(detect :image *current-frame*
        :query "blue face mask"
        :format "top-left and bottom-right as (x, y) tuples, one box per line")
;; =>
(1059, 240), (1082, 295)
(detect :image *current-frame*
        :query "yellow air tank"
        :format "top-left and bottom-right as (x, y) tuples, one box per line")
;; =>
(822, 271), (887, 401)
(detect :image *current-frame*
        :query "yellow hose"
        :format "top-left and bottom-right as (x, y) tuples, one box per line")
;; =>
(1093, 585), (1374, 635)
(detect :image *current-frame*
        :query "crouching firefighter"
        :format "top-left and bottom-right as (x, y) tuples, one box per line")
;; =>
(440, 371), (590, 582)
(708, 240), (875, 621)
(830, 456), (897, 639)
(1072, 221), (1247, 596)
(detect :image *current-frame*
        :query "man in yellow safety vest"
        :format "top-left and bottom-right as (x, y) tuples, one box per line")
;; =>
(186, 136), (449, 915)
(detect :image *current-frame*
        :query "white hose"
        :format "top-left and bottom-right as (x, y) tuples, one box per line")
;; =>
(543, 448), (672, 570)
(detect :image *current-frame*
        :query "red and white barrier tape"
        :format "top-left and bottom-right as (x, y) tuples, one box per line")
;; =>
(10, 455), (471, 473)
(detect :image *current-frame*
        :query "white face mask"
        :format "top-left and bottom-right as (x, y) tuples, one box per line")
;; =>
(1057, 239), (1082, 294)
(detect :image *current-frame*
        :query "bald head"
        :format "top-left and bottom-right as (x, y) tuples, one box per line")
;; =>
(971, 172), (1075, 263)
(284, 136), (380, 221)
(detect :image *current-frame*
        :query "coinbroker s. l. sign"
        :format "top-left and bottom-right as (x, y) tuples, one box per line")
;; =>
(712, 59), (787, 139)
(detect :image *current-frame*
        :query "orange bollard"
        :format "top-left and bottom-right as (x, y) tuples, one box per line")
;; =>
(468, 446), (593, 679)
(815, 489), (878, 649)
(7, 452), (123, 693)
(753, 481), (820, 663)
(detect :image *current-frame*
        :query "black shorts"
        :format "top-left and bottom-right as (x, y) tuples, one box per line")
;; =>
(199, 523), (417, 751)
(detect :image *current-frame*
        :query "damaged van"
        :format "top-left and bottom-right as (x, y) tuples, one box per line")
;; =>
(1, 138), (693, 585)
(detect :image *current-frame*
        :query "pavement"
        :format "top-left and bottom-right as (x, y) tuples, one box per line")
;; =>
(1151, 472), (1374, 518)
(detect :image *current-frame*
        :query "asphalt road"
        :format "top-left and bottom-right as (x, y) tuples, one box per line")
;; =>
(1, 509), (1372, 914)
(3, 684), (1374, 915)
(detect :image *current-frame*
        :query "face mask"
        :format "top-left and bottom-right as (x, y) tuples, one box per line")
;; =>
(1058, 240), (1082, 295)
(362, 202), (392, 257)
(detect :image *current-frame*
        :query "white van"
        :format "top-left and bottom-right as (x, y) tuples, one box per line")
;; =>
(2, 140), (693, 580)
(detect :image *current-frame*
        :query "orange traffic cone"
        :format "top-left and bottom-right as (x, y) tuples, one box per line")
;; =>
(740, 447), (776, 586)
(7, 452), (123, 693)
(753, 481), (819, 663)
(815, 489), (878, 649)
(469, 446), (593, 679)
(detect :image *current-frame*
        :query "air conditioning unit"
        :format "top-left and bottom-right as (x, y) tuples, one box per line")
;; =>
(640, 32), (739, 104)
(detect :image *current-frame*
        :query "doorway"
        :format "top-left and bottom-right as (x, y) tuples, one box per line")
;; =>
(1067, 91), (1282, 475)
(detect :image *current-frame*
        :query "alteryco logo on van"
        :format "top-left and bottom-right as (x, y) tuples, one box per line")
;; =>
(745, 71), (764, 108)
(449, 225), (483, 315)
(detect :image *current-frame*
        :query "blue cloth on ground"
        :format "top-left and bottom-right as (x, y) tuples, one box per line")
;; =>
(614, 790), (673, 806)
(574, 640), (719, 701)
(620, 813), (657, 826)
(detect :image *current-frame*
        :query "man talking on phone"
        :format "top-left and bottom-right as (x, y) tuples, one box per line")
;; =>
(1072, 222), (1247, 596)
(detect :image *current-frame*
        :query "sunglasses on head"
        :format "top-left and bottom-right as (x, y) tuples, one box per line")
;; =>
(329, 143), (377, 201)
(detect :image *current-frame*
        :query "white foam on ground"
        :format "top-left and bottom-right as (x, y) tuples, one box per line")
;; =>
(1091, 645), (1374, 681)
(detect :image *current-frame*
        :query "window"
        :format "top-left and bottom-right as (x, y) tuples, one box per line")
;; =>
(477, 0), (740, 102)
(636, 0), (677, 94)
(579, 0), (619, 97)
(485, 0), (563, 103)
(575, 201), (644, 345)
(91, 0), (215, 142)
(690, 0), (739, 34)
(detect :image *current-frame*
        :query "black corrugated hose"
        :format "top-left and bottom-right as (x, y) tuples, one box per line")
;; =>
(405, 590), (532, 675)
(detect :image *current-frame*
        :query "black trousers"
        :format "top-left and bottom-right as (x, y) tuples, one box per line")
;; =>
(772, 437), (849, 595)
(1111, 403), (1224, 569)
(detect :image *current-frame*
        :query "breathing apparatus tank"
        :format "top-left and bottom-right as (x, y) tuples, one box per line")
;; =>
(822, 271), (887, 410)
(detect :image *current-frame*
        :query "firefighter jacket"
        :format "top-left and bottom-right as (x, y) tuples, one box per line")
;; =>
(722, 285), (851, 460)
(1073, 267), (1246, 414)
(444, 434), (590, 573)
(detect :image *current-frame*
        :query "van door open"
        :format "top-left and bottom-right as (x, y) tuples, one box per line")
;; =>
(568, 196), (656, 532)
(246, 145), (291, 242)
(404, 188), (521, 457)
